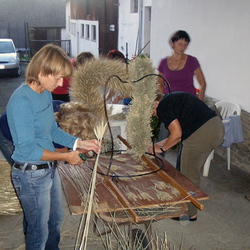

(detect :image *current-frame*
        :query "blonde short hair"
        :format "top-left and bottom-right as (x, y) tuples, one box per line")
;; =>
(26, 44), (73, 84)
(55, 102), (98, 140)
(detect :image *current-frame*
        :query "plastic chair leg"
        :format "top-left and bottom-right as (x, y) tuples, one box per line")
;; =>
(203, 150), (214, 177)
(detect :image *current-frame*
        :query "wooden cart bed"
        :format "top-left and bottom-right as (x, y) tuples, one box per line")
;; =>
(58, 153), (208, 223)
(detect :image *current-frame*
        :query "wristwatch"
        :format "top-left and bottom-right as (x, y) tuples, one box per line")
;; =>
(160, 145), (165, 153)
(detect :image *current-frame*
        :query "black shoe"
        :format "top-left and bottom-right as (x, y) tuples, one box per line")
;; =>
(171, 215), (197, 221)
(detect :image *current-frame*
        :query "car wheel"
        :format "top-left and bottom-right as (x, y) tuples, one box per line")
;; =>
(15, 64), (22, 77)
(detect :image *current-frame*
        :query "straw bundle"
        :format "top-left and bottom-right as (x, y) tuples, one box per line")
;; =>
(70, 59), (134, 122)
(126, 56), (157, 159)
(79, 122), (107, 250)
(0, 160), (22, 215)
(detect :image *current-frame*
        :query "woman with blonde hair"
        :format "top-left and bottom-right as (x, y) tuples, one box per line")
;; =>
(6, 44), (100, 250)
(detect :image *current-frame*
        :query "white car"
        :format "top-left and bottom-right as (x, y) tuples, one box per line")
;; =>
(0, 38), (22, 77)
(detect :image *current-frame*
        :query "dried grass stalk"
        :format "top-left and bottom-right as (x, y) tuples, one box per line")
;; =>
(131, 185), (154, 201)
(151, 186), (173, 201)
(151, 180), (171, 190)
(124, 186), (139, 202)
(80, 121), (107, 250)
(126, 56), (157, 160)
(58, 163), (100, 212)
(131, 164), (144, 171)
(70, 59), (134, 122)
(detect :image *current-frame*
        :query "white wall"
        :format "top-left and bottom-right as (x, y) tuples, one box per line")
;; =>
(118, 0), (139, 59)
(65, 2), (71, 36)
(69, 20), (99, 58)
(65, 2), (99, 58)
(150, 0), (250, 112)
(118, 0), (153, 59)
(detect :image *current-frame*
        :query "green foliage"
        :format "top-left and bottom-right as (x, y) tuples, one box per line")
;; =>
(151, 115), (160, 139)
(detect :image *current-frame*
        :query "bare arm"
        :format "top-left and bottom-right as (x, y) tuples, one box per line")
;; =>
(194, 67), (206, 101)
(157, 72), (164, 94)
(55, 147), (69, 153)
(148, 119), (182, 154)
(40, 139), (101, 165)
(40, 149), (83, 165)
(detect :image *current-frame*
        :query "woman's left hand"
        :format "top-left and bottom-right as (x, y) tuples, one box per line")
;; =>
(77, 139), (101, 154)
(148, 143), (161, 154)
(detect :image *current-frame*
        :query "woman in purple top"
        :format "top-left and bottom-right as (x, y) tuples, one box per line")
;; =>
(158, 30), (207, 101)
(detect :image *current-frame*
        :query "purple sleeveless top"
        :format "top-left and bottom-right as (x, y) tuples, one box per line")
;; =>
(158, 55), (200, 95)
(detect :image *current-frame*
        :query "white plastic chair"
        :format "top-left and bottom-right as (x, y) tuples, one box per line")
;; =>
(203, 100), (241, 177)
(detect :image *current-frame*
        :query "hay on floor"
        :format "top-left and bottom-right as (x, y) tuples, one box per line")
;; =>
(0, 160), (22, 215)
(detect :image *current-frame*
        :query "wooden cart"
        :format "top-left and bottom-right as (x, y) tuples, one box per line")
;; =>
(58, 151), (208, 248)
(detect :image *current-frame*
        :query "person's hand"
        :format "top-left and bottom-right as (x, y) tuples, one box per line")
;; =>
(66, 150), (84, 165)
(148, 145), (154, 154)
(77, 149), (95, 158)
(77, 149), (89, 154)
(148, 143), (161, 154)
(77, 139), (101, 154)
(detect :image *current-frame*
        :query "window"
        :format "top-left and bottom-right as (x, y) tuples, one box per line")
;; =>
(91, 25), (96, 41)
(131, 0), (138, 13)
(81, 24), (84, 38)
(86, 24), (90, 39)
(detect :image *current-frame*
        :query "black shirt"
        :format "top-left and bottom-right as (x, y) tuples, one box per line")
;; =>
(157, 92), (216, 140)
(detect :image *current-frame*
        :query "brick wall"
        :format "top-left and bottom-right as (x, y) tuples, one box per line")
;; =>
(205, 97), (250, 174)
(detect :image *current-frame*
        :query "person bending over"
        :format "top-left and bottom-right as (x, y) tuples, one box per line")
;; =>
(148, 92), (224, 221)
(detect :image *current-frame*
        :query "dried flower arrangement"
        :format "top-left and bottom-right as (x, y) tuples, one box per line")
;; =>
(68, 55), (158, 159)
(59, 55), (182, 250)
(70, 58), (134, 123)
(126, 55), (157, 159)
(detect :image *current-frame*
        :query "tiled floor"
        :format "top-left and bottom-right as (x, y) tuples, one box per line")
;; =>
(0, 150), (249, 250)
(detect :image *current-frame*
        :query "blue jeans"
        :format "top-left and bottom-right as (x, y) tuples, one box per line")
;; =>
(11, 166), (63, 250)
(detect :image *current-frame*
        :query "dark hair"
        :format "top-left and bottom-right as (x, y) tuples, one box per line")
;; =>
(106, 49), (126, 63)
(155, 92), (164, 102)
(170, 30), (191, 44)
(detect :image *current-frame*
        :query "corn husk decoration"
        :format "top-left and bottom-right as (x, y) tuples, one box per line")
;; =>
(126, 56), (157, 160)
(70, 59), (134, 123)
